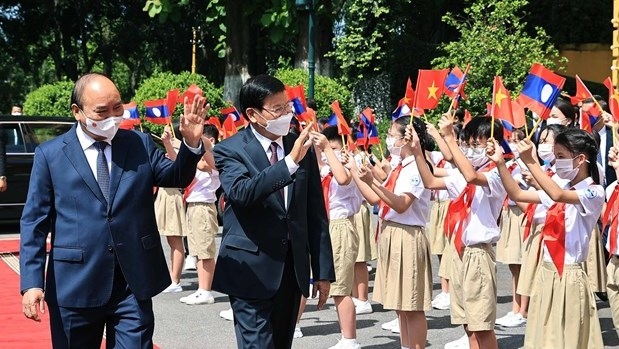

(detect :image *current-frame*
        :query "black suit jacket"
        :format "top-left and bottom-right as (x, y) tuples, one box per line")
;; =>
(212, 127), (334, 299)
(0, 124), (6, 177)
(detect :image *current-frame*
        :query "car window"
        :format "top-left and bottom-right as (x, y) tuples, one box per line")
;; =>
(29, 123), (73, 146)
(2, 124), (26, 153)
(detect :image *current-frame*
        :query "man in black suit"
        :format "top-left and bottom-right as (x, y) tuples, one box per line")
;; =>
(212, 74), (334, 349)
(587, 96), (616, 186)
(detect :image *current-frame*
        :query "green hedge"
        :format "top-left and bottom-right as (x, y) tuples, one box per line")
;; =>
(274, 68), (352, 121)
(23, 81), (74, 117)
(133, 71), (227, 135)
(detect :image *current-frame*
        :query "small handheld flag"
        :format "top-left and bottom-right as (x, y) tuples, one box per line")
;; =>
(413, 69), (449, 111)
(144, 99), (171, 125)
(516, 63), (565, 120)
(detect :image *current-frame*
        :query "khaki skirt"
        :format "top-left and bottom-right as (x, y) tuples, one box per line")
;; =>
(154, 187), (185, 236)
(496, 205), (524, 264)
(582, 224), (607, 293)
(353, 203), (376, 262)
(373, 221), (432, 311)
(524, 262), (603, 349)
(517, 223), (543, 297)
(428, 200), (450, 255)
(438, 229), (456, 280)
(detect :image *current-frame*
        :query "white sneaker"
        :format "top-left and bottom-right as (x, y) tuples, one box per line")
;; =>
(327, 338), (361, 349)
(183, 255), (197, 271)
(220, 308), (234, 321)
(391, 321), (400, 334)
(498, 312), (527, 328)
(381, 318), (398, 331)
(444, 334), (469, 349)
(183, 290), (214, 305)
(366, 264), (372, 272)
(293, 327), (303, 338)
(354, 299), (373, 315)
(495, 311), (515, 327)
(179, 290), (200, 303)
(432, 292), (450, 310)
(162, 282), (183, 293)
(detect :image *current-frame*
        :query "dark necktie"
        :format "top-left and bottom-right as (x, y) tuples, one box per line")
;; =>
(269, 142), (285, 203)
(93, 141), (110, 203)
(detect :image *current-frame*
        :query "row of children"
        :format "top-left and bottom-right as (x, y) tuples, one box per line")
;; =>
(314, 93), (617, 349)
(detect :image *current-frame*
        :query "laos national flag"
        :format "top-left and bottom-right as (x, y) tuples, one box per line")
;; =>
(328, 100), (351, 136)
(144, 99), (171, 125)
(120, 102), (140, 129)
(286, 85), (307, 115)
(220, 106), (244, 129)
(444, 66), (468, 101)
(356, 108), (379, 147)
(516, 63), (565, 120)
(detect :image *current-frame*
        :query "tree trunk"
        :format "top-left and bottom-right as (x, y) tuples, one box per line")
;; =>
(223, 0), (251, 108)
(294, 7), (334, 77)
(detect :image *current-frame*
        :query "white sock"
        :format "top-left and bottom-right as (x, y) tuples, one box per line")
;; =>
(198, 289), (212, 297)
(341, 337), (358, 344)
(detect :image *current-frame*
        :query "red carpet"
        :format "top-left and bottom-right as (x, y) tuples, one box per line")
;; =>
(0, 244), (162, 348)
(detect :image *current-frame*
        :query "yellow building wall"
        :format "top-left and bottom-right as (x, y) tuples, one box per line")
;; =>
(559, 44), (611, 83)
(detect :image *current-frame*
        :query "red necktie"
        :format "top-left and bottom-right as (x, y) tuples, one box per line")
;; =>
(445, 163), (496, 257)
(269, 142), (285, 203)
(321, 172), (333, 219)
(502, 162), (519, 209)
(603, 185), (619, 256)
(522, 168), (555, 241)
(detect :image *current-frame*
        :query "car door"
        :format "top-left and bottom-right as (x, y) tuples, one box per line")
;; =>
(0, 122), (30, 221)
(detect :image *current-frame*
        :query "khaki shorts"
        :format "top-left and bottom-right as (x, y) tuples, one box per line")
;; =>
(329, 217), (359, 297)
(354, 203), (376, 262)
(450, 243), (497, 331)
(185, 202), (218, 260)
(607, 256), (619, 329)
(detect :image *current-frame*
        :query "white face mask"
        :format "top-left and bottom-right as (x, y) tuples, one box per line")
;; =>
(389, 155), (401, 168)
(321, 150), (342, 163)
(546, 117), (563, 126)
(11, 112), (21, 116)
(537, 144), (555, 162)
(82, 111), (122, 142)
(555, 157), (580, 181)
(386, 136), (402, 157)
(467, 148), (488, 168)
(256, 111), (293, 136)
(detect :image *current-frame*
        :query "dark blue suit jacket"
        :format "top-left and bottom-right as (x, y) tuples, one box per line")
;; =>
(212, 127), (335, 299)
(20, 125), (202, 308)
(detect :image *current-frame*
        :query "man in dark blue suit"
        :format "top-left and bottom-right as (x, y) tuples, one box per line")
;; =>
(19, 73), (207, 348)
(213, 74), (335, 349)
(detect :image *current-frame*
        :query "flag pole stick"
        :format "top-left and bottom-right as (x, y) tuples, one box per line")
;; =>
(378, 141), (385, 160)
(139, 123), (143, 132)
(526, 117), (543, 140)
(341, 134), (346, 151)
(410, 70), (422, 126)
(490, 115), (495, 139)
(524, 117), (528, 136)
(169, 122), (177, 139)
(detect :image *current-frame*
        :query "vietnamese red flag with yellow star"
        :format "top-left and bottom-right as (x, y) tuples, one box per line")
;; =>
(491, 76), (514, 126)
(413, 69), (449, 110)
(604, 77), (619, 122)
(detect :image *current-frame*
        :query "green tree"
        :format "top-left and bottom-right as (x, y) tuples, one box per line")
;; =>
(133, 71), (226, 135)
(432, 0), (566, 116)
(22, 81), (74, 117)
(275, 67), (352, 120)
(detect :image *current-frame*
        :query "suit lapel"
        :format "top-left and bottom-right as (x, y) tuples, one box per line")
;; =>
(242, 127), (286, 211)
(62, 126), (107, 206)
(107, 132), (129, 212)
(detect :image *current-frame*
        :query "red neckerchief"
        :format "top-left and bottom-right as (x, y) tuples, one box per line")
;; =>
(182, 178), (198, 204)
(432, 159), (447, 201)
(378, 163), (404, 220)
(445, 162), (497, 257)
(502, 162), (519, 209)
(321, 172), (333, 219)
(522, 167), (555, 241)
(541, 186), (575, 278)
(603, 184), (619, 256)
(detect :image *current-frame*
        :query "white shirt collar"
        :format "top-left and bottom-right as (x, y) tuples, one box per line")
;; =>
(75, 123), (108, 151)
(250, 125), (283, 153)
(570, 176), (594, 190)
(401, 155), (416, 167)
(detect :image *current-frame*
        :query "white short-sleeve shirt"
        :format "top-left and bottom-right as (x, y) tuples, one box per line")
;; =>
(381, 156), (432, 226)
(443, 163), (506, 245)
(321, 165), (363, 220)
(430, 151), (451, 202)
(537, 177), (604, 264)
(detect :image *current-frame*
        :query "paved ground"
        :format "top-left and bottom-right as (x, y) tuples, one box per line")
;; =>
(3, 221), (619, 348)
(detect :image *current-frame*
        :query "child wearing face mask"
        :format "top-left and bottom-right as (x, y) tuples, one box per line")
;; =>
(312, 126), (364, 349)
(515, 124), (568, 322)
(412, 115), (506, 349)
(349, 116), (433, 349)
(486, 128), (604, 349)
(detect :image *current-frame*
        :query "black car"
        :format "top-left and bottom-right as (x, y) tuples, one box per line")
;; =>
(0, 116), (223, 225)
(0, 116), (75, 222)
